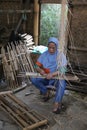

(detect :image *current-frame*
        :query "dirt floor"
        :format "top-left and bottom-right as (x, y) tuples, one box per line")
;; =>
(0, 83), (87, 130)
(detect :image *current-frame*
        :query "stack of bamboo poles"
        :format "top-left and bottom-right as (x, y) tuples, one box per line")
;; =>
(1, 41), (35, 90)
(20, 33), (35, 51)
(0, 92), (48, 130)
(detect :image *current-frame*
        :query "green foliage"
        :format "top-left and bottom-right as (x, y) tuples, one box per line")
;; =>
(40, 4), (61, 46)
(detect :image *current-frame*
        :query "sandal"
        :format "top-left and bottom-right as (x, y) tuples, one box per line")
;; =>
(43, 96), (50, 102)
(53, 107), (61, 114)
(43, 90), (50, 102)
(52, 103), (62, 114)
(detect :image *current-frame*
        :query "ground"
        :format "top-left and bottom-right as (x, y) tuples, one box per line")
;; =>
(0, 83), (87, 130)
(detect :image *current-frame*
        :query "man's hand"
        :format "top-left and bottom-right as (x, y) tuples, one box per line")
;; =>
(46, 73), (53, 79)
(46, 71), (61, 79)
(40, 69), (46, 75)
(36, 67), (45, 75)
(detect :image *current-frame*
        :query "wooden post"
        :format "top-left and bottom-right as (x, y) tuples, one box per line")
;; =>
(33, 0), (39, 45)
(58, 0), (68, 67)
(59, 0), (68, 53)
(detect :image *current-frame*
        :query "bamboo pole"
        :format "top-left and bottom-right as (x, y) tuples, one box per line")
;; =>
(16, 43), (32, 83)
(59, 0), (68, 53)
(20, 41), (35, 72)
(23, 120), (47, 130)
(1, 47), (8, 80)
(18, 43), (31, 72)
(11, 43), (23, 72)
(7, 44), (19, 87)
(15, 43), (26, 72)
(18, 72), (79, 81)
(57, 0), (68, 73)
(0, 91), (12, 95)
(33, 0), (39, 45)
(1, 47), (12, 87)
(7, 45), (19, 88)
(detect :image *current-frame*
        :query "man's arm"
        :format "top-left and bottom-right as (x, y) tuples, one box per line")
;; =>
(46, 66), (67, 79)
(35, 64), (46, 75)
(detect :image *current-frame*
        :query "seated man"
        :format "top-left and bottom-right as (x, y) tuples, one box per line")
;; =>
(31, 37), (67, 114)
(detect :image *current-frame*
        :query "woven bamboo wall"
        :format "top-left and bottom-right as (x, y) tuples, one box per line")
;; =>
(68, 1), (87, 68)
(0, 0), (34, 44)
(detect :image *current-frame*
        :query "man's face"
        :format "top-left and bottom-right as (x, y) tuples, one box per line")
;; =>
(48, 43), (56, 54)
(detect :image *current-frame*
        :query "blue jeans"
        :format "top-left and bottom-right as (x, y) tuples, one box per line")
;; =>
(30, 78), (66, 103)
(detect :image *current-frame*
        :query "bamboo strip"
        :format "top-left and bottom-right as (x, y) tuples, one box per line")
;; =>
(11, 43), (23, 72)
(18, 72), (79, 81)
(17, 44), (31, 72)
(20, 42), (35, 72)
(26, 42), (34, 46)
(15, 43), (26, 72)
(10, 49), (18, 70)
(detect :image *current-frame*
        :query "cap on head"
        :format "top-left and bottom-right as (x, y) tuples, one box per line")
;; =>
(48, 37), (59, 47)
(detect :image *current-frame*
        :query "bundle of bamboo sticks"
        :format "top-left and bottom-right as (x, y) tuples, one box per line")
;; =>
(1, 40), (35, 90)
(20, 33), (35, 50)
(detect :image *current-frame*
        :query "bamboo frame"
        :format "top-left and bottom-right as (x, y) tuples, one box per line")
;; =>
(0, 93), (48, 130)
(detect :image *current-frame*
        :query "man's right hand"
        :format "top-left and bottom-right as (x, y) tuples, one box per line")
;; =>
(40, 69), (46, 75)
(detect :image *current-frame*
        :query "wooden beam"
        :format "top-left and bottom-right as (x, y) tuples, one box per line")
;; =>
(0, 10), (31, 13)
(68, 46), (87, 52)
(59, 0), (67, 52)
(72, 2), (87, 6)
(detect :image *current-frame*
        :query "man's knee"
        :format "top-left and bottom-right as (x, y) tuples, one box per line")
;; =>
(30, 78), (36, 84)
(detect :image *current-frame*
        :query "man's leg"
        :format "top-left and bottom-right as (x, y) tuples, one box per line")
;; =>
(55, 80), (66, 102)
(53, 80), (66, 114)
(30, 78), (49, 95)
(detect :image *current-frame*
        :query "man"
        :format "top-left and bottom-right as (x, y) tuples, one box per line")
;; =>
(31, 37), (67, 114)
